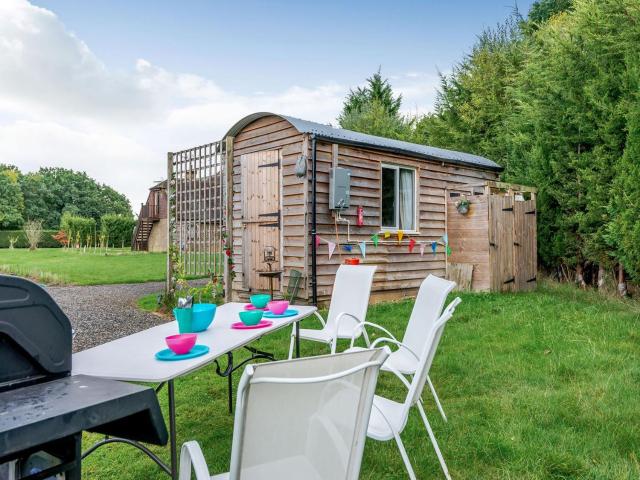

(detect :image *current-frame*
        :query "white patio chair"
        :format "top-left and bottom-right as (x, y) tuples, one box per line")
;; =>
(288, 265), (376, 359)
(178, 348), (389, 480)
(366, 297), (461, 480)
(347, 274), (456, 421)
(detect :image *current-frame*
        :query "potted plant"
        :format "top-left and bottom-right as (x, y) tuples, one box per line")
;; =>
(455, 197), (471, 215)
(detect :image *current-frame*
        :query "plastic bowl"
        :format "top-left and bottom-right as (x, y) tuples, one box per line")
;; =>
(165, 333), (197, 355)
(267, 300), (289, 315)
(191, 303), (216, 332)
(239, 310), (264, 326)
(249, 294), (271, 309)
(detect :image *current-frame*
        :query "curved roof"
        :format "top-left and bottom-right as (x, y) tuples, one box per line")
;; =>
(225, 112), (502, 172)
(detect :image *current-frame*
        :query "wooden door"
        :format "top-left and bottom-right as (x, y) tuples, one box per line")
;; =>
(241, 150), (281, 292)
(489, 195), (515, 292)
(514, 199), (537, 291)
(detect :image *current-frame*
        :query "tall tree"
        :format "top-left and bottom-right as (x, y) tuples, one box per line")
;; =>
(0, 166), (24, 229)
(338, 69), (412, 139)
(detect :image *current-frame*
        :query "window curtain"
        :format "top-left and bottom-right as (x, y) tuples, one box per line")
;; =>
(399, 169), (414, 230)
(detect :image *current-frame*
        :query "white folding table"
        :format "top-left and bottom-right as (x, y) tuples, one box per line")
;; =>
(73, 302), (316, 479)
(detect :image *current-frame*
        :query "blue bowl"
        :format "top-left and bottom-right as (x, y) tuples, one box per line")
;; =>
(191, 303), (216, 332)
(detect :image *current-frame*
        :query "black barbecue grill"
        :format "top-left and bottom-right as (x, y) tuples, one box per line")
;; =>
(0, 275), (168, 479)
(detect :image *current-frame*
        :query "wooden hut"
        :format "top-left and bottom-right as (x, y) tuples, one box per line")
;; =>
(218, 112), (537, 304)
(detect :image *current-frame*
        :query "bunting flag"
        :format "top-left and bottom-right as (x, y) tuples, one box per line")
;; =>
(371, 233), (379, 247)
(358, 241), (366, 258)
(442, 233), (449, 245)
(383, 231), (391, 239)
(328, 241), (336, 260)
(431, 241), (437, 256)
(408, 238), (416, 253)
(446, 245), (452, 256)
(419, 243), (426, 256)
(315, 235), (321, 248)
(397, 230), (404, 244)
(343, 244), (353, 252)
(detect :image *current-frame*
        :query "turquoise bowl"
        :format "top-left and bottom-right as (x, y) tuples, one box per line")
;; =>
(191, 303), (216, 332)
(249, 294), (271, 309)
(239, 310), (264, 326)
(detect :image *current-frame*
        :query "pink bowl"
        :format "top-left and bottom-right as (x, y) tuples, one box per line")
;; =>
(267, 300), (289, 315)
(165, 333), (197, 355)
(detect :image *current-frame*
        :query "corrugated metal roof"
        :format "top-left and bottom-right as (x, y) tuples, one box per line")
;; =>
(225, 112), (503, 172)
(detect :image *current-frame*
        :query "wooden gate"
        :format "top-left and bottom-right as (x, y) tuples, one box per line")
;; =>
(514, 199), (537, 291)
(489, 195), (537, 292)
(241, 150), (281, 292)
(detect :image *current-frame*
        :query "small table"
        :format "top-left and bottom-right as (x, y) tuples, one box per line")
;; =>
(73, 303), (316, 479)
(257, 270), (283, 298)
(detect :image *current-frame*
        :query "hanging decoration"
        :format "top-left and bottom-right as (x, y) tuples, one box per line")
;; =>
(408, 238), (416, 253)
(358, 241), (366, 259)
(397, 230), (404, 244)
(315, 235), (321, 248)
(327, 241), (336, 260)
(446, 245), (452, 256)
(343, 244), (353, 252)
(442, 234), (448, 246)
(383, 231), (391, 239)
(371, 233), (379, 247)
(419, 243), (425, 256)
(431, 241), (437, 256)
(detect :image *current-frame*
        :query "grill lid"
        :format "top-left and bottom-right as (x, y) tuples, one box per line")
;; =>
(0, 275), (72, 391)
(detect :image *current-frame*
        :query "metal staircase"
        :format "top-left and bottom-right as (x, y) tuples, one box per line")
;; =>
(132, 203), (160, 251)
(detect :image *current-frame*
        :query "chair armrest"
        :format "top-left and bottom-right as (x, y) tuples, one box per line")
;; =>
(349, 321), (398, 349)
(370, 337), (420, 363)
(330, 312), (361, 353)
(376, 359), (412, 391)
(179, 441), (211, 480)
(313, 310), (327, 327)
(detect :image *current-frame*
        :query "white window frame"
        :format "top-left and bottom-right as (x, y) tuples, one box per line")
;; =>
(380, 163), (418, 233)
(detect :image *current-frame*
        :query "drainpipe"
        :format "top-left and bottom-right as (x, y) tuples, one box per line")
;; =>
(310, 134), (318, 306)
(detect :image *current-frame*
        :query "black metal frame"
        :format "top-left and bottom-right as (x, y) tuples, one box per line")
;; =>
(82, 322), (301, 479)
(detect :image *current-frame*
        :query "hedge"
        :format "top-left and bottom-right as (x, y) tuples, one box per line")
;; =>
(0, 230), (63, 248)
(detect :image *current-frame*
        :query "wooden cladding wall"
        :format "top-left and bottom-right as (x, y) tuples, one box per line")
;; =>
(308, 141), (498, 303)
(231, 115), (307, 300)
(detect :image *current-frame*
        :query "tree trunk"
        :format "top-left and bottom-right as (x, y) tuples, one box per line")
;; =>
(597, 264), (605, 289)
(617, 264), (628, 298)
(576, 263), (587, 289)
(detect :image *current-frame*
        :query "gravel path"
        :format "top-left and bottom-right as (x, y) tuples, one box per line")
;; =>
(47, 281), (169, 352)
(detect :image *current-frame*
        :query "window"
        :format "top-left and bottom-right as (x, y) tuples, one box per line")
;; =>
(381, 164), (416, 231)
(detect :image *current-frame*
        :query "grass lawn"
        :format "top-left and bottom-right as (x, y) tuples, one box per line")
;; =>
(82, 282), (640, 479)
(0, 248), (167, 285)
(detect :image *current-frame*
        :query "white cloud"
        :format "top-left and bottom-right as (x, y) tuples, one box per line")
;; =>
(0, 0), (441, 208)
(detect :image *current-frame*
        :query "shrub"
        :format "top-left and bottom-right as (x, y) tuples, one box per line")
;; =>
(101, 214), (136, 248)
(0, 230), (62, 248)
(60, 212), (96, 248)
(24, 220), (43, 250)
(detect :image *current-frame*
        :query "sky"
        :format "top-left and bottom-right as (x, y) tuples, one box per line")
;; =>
(0, 0), (533, 209)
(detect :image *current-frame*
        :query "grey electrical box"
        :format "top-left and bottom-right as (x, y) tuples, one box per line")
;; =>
(329, 167), (351, 210)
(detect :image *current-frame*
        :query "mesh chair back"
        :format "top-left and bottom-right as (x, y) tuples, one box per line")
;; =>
(286, 269), (303, 303)
(229, 348), (388, 480)
(326, 265), (376, 332)
(401, 275), (456, 359)
(406, 297), (461, 409)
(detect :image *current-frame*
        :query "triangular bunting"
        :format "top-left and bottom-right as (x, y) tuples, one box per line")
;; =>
(315, 235), (321, 248)
(383, 231), (391, 239)
(397, 230), (404, 244)
(408, 238), (416, 253)
(431, 241), (437, 256)
(343, 244), (353, 252)
(419, 243), (426, 256)
(358, 241), (366, 259)
(442, 233), (448, 245)
(328, 241), (336, 260)
(446, 245), (452, 256)
(371, 233), (379, 247)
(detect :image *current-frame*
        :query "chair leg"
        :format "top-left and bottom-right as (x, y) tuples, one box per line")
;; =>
(417, 402), (451, 480)
(427, 375), (447, 422)
(287, 326), (296, 360)
(392, 432), (417, 480)
(362, 328), (371, 347)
